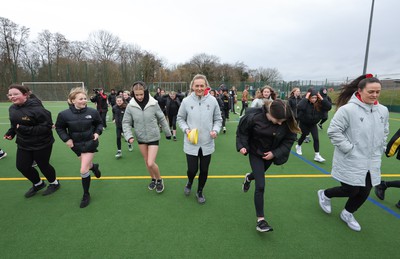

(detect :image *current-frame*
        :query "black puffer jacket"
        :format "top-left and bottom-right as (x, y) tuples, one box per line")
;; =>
(6, 98), (54, 151)
(236, 106), (296, 165)
(112, 104), (125, 129)
(297, 98), (331, 125)
(55, 105), (103, 153)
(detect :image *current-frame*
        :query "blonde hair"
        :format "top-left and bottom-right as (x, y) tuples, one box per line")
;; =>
(68, 87), (87, 104)
(190, 74), (210, 88)
(290, 87), (300, 97)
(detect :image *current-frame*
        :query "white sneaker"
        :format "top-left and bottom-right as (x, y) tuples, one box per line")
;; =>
(314, 153), (325, 162)
(128, 144), (133, 152)
(295, 145), (302, 155)
(340, 209), (361, 231)
(317, 189), (331, 214)
(115, 150), (122, 158)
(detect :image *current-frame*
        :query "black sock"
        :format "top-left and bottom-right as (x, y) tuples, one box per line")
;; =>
(82, 175), (91, 194)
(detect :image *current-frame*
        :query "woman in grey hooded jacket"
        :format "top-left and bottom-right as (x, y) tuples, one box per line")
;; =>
(317, 74), (389, 232)
(122, 81), (171, 193)
(177, 74), (222, 204)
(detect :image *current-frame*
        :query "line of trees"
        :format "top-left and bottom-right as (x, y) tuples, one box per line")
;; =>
(0, 16), (282, 98)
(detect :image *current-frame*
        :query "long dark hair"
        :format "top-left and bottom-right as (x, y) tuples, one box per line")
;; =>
(336, 74), (381, 110)
(266, 99), (301, 133)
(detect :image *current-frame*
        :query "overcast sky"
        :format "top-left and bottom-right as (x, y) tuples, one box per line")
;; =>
(1, 0), (399, 81)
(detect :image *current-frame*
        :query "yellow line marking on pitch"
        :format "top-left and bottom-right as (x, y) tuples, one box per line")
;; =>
(1, 174), (399, 181)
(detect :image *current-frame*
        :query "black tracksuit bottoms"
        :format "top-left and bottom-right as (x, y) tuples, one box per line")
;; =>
(186, 148), (211, 193)
(325, 172), (372, 213)
(248, 153), (273, 217)
(16, 145), (56, 185)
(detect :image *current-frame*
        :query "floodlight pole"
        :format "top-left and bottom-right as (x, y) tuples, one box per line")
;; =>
(363, 0), (375, 75)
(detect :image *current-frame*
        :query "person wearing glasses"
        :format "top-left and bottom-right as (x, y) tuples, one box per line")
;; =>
(4, 84), (60, 198)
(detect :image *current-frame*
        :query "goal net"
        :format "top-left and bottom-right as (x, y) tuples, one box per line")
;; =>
(21, 82), (85, 101)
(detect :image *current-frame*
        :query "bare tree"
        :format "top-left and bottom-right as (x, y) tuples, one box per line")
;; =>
(256, 67), (282, 84)
(68, 41), (88, 62)
(36, 30), (54, 80)
(87, 30), (121, 62)
(189, 53), (220, 80)
(20, 42), (41, 81)
(0, 17), (30, 83)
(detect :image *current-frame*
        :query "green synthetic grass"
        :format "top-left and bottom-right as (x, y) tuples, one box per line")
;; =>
(0, 102), (399, 258)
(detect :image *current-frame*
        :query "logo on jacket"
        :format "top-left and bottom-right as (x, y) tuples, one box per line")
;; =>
(190, 106), (194, 110)
(85, 115), (93, 119)
(380, 116), (384, 123)
(207, 104), (210, 110)
(21, 116), (31, 121)
(360, 117), (364, 122)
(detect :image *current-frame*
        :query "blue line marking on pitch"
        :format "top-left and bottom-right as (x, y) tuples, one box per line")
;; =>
(292, 151), (400, 219)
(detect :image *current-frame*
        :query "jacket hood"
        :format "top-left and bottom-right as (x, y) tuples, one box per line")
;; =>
(348, 93), (377, 112)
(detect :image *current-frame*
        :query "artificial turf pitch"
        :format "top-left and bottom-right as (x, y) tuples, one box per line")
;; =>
(0, 102), (399, 258)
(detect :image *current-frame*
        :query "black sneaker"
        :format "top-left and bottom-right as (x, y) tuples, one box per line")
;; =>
(173, 136), (177, 141)
(196, 192), (206, 204)
(396, 201), (400, 209)
(25, 181), (47, 198)
(374, 182), (387, 200)
(184, 182), (192, 196)
(318, 123), (323, 130)
(256, 220), (274, 233)
(148, 179), (156, 190)
(42, 182), (61, 196)
(156, 179), (164, 193)
(91, 163), (101, 178)
(80, 193), (91, 208)
(243, 173), (251, 192)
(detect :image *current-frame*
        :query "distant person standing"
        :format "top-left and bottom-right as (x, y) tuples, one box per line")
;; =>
(177, 74), (222, 204)
(4, 84), (60, 197)
(317, 74), (389, 231)
(229, 86), (238, 114)
(317, 87), (332, 130)
(374, 128), (400, 209)
(240, 85), (250, 116)
(122, 81), (172, 193)
(165, 91), (181, 141)
(108, 88), (117, 108)
(90, 88), (108, 130)
(56, 87), (103, 208)
(288, 87), (302, 121)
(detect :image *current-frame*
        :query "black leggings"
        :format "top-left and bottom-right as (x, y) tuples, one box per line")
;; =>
(248, 153), (273, 217)
(240, 101), (248, 116)
(16, 145), (56, 185)
(384, 180), (400, 188)
(324, 172), (372, 213)
(298, 123), (320, 152)
(116, 127), (123, 150)
(99, 109), (107, 128)
(186, 148), (211, 193)
(168, 114), (177, 130)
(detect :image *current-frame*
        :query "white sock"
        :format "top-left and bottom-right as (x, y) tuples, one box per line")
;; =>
(34, 180), (43, 186)
(50, 180), (59, 185)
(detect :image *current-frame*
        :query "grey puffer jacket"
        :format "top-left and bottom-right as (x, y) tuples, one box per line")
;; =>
(177, 92), (222, 156)
(122, 94), (171, 143)
(328, 93), (389, 186)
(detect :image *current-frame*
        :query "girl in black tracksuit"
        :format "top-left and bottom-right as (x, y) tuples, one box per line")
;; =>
(236, 99), (300, 232)
(112, 96), (131, 157)
(56, 87), (103, 208)
(295, 89), (332, 162)
(165, 92), (181, 140)
(4, 84), (60, 198)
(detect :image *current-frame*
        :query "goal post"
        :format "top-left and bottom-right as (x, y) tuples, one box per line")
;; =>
(21, 82), (85, 101)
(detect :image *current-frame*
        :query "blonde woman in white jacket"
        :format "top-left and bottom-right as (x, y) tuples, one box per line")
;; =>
(177, 74), (222, 204)
(317, 74), (389, 232)
(122, 81), (171, 193)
